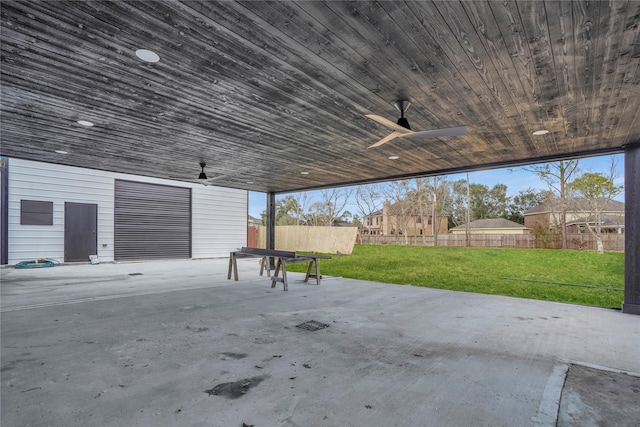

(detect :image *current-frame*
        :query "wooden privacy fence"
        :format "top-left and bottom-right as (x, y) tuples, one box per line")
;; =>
(256, 226), (358, 254)
(359, 233), (625, 251)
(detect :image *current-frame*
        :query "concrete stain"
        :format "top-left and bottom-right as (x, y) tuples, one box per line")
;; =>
(219, 352), (248, 359)
(1, 359), (37, 373)
(204, 375), (267, 399)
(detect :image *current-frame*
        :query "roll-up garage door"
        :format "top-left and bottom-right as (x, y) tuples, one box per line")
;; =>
(114, 180), (191, 260)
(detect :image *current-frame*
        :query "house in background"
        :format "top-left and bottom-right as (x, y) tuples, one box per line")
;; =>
(449, 218), (529, 235)
(362, 200), (448, 236)
(248, 215), (262, 228)
(566, 215), (625, 234)
(247, 215), (262, 248)
(524, 199), (625, 234)
(363, 210), (384, 235)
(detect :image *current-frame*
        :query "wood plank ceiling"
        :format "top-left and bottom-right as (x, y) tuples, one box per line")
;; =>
(1, 1), (639, 193)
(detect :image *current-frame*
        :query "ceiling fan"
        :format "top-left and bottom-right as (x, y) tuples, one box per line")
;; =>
(170, 162), (225, 186)
(195, 161), (229, 186)
(197, 161), (208, 180)
(365, 100), (467, 148)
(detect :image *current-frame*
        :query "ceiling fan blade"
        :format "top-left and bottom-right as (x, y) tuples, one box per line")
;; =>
(168, 173), (227, 186)
(365, 114), (413, 134)
(399, 126), (467, 139)
(367, 131), (403, 148)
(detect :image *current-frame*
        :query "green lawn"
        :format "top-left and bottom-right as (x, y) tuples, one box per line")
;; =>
(289, 245), (625, 309)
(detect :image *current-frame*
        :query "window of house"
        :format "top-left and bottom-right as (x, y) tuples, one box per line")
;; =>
(416, 216), (422, 223)
(21, 200), (53, 225)
(428, 216), (433, 225)
(376, 217), (379, 225)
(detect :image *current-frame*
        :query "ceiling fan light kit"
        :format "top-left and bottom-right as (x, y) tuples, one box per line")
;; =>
(366, 100), (466, 148)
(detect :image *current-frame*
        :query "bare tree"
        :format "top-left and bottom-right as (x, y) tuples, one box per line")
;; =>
(431, 176), (445, 246)
(415, 177), (445, 245)
(442, 178), (471, 229)
(306, 201), (328, 226)
(355, 183), (384, 239)
(318, 187), (354, 226)
(443, 174), (472, 246)
(524, 160), (580, 249)
(292, 191), (313, 226)
(383, 180), (414, 244)
(414, 178), (428, 244)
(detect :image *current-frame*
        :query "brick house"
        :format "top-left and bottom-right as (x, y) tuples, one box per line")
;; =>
(524, 199), (625, 234)
(362, 201), (448, 236)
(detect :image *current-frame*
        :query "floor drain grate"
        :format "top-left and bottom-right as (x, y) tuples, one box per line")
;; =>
(296, 320), (330, 331)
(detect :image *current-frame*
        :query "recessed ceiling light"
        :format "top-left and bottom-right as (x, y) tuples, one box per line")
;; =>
(76, 120), (94, 127)
(55, 150), (68, 154)
(135, 49), (160, 63)
(301, 171), (309, 175)
(532, 129), (549, 136)
(246, 181), (254, 184)
(388, 155), (399, 160)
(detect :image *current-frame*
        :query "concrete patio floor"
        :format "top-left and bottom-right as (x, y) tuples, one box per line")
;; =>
(1, 258), (639, 427)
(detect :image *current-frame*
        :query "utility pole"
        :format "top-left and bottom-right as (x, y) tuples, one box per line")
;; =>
(465, 172), (471, 247)
(432, 177), (439, 247)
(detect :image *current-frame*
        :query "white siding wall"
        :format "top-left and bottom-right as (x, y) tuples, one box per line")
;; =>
(7, 158), (247, 265)
(192, 185), (248, 258)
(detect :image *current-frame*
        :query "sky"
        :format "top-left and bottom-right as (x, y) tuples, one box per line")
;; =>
(247, 153), (625, 219)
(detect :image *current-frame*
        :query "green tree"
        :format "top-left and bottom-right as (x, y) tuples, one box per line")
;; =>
(442, 179), (508, 231)
(568, 171), (623, 253)
(261, 195), (301, 225)
(507, 188), (550, 224)
(469, 183), (509, 219)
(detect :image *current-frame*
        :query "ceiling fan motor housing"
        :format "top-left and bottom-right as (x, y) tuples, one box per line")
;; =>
(394, 100), (412, 130)
(396, 117), (411, 130)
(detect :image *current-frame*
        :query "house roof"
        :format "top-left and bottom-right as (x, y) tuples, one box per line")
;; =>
(524, 199), (625, 215)
(567, 214), (625, 227)
(1, 1), (636, 194)
(386, 201), (435, 216)
(366, 201), (435, 217)
(450, 218), (528, 230)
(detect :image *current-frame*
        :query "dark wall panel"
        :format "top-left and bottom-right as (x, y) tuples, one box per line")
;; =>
(114, 180), (191, 261)
(64, 202), (97, 262)
(20, 200), (53, 225)
(1, 158), (8, 265)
